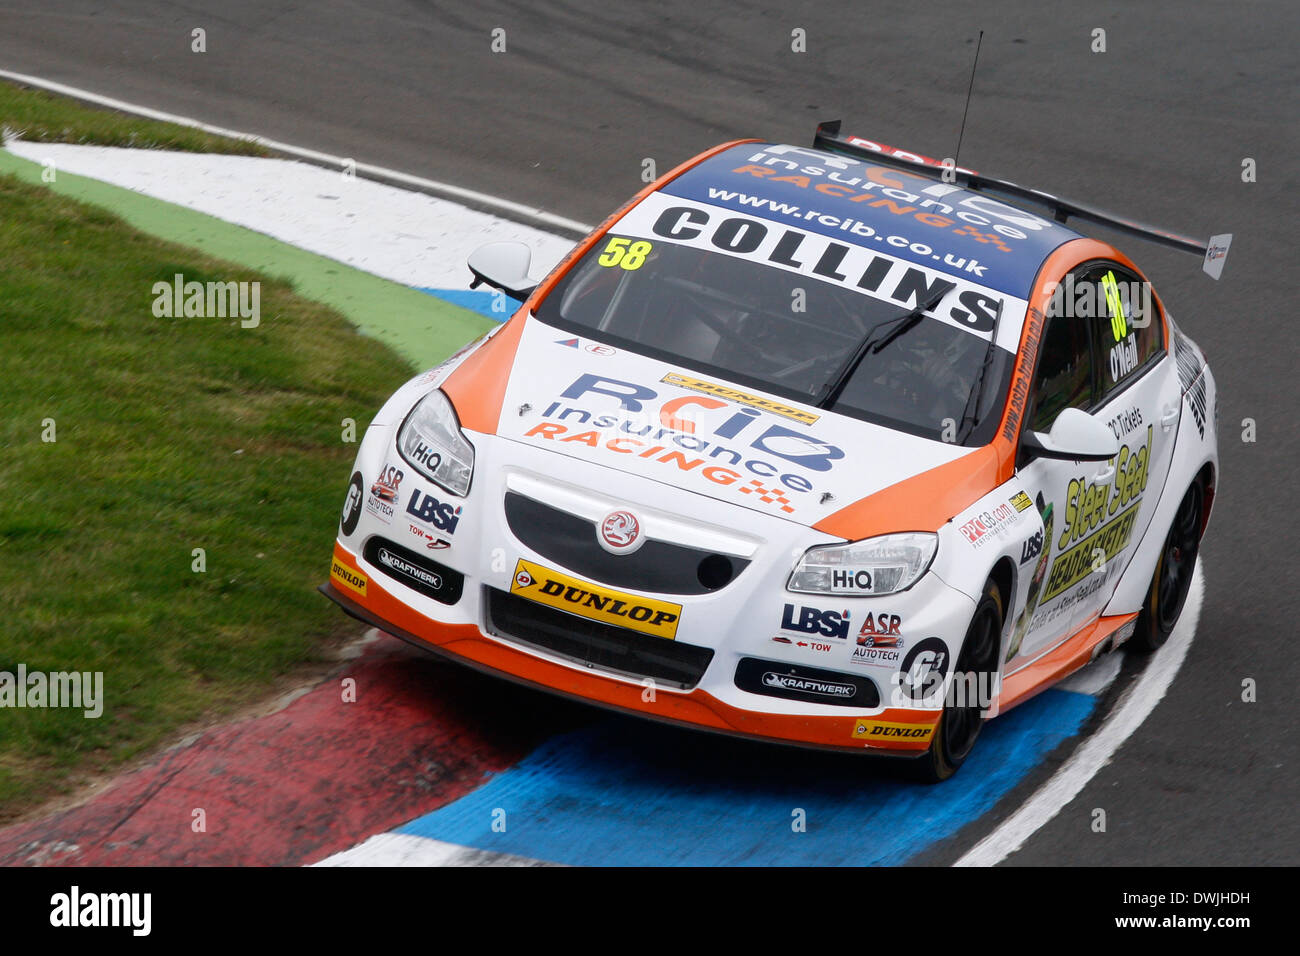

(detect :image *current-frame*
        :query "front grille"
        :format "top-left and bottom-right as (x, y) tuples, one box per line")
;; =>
(504, 492), (748, 595)
(485, 587), (714, 689)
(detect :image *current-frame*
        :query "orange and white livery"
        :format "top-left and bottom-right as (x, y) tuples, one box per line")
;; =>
(323, 122), (1224, 780)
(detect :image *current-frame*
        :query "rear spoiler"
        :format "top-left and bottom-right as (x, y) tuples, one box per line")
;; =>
(813, 121), (1232, 280)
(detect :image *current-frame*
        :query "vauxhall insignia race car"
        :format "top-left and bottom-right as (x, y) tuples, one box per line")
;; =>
(322, 121), (1228, 781)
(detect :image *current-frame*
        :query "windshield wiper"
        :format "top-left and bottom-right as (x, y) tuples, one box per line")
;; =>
(955, 297), (1006, 443)
(815, 282), (954, 409)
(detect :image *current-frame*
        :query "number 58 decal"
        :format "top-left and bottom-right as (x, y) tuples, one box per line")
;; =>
(598, 237), (653, 270)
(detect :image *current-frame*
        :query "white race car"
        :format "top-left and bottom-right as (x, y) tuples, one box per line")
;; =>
(323, 122), (1226, 780)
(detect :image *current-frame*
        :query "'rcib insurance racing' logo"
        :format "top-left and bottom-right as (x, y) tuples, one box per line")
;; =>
(522, 373), (845, 516)
(729, 144), (1057, 254)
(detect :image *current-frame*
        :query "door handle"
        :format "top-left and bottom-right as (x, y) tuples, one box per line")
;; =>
(1160, 406), (1179, 431)
(1094, 463), (1115, 484)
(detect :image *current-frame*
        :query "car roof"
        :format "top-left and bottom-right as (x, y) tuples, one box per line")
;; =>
(657, 142), (1086, 297)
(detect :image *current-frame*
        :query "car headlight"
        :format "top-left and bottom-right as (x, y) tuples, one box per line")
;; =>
(787, 532), (937, 596)
(397, 390), (475, 497)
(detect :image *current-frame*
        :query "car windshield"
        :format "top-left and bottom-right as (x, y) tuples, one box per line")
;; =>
(533, 234), (1013, 444)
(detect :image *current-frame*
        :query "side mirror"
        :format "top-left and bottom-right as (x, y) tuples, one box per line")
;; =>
(467, 242), (537, 302)
(1021, 407), (1120, 462)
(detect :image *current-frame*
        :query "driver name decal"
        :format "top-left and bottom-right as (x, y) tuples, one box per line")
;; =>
(645, 199), (1005, 335)
(605, 192), (1026, 351)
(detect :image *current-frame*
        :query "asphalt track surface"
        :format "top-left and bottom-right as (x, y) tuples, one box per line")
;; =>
(1, 1), (1296, 865)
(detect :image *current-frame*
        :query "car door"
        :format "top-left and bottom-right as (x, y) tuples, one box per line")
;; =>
(1003, 288), (1100, 666)
(1066, 262), (1180, 631)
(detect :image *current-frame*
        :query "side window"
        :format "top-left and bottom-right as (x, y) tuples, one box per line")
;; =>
(1028, 308), (1093, 433)
(1078, 263), (1162, 398)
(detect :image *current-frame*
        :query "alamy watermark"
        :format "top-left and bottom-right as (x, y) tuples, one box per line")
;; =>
(884, 667), (1001, 711)
(0, 665), (103, 718)
(151, 273), (261, 328)
(1042, 273), (1152, 324)
(50, 886), (150, 935)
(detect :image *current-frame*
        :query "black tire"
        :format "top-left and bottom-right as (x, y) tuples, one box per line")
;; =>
(1130, 481), (1203, 653)
(910, 578), (1004, 783)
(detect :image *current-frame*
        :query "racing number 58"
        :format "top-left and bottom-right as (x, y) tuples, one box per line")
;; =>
(598, 237), (653, 270)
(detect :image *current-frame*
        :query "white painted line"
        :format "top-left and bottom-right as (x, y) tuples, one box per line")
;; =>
(955, 560), (1203, 867)
(5, 141), (573, 292)
(0, 68), (595, 237)
(312, 832), (557, 867)
(1056, 649), (1123, 697)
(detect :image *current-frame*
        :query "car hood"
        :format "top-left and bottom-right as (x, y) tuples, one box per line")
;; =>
(485, 315), (981, 531)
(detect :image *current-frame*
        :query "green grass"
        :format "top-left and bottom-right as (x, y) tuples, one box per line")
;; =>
(0, 79), (268, 154)
(0, 174), (412, 817)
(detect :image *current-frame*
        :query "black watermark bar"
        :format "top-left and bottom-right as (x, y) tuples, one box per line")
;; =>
(0, 865), (1281, 943)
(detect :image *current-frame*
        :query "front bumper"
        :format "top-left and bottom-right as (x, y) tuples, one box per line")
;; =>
(324, 540), (940, 755)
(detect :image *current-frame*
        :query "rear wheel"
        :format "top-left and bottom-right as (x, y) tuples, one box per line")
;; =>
(910, 578), (1003, 783)
(1130, 481), (1203, 653)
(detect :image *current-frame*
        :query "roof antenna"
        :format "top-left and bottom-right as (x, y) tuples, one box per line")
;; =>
(953, 30), (984, 169)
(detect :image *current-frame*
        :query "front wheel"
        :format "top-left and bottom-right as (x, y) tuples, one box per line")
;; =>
(910, 578), (1003, 783)
(1130, 481), (1203, 653)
